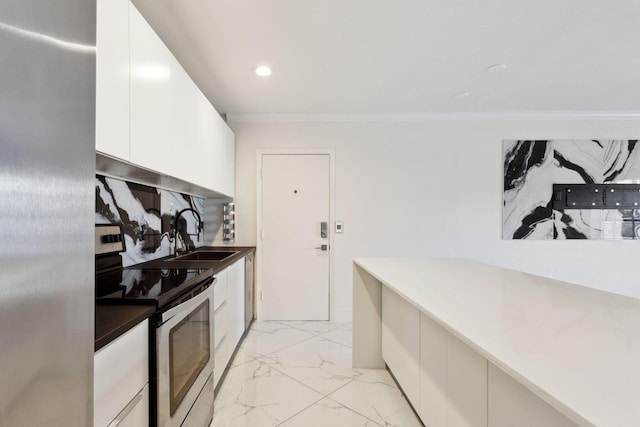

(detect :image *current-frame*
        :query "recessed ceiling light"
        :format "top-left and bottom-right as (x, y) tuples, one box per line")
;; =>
(254, 65), (273, 77)
(485, 63), (507, 73)
(452, 91), (470, 99)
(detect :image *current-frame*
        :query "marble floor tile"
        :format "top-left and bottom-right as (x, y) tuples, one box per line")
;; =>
(239, 324), (316, 358)
(284, 320), (352, 335)
(328, 369), (423, 427)
(259, 334), (363, 395)
(249, 320), (292, 334)
(279, 397), (383, 427)
(212, 359), (323, 427)
(318, 324), (353, 347)
(229, 347), (255, 367)
(211, 321), (422, 427)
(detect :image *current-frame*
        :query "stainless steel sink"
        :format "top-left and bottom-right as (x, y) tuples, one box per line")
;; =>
(170, 251), (238, 262)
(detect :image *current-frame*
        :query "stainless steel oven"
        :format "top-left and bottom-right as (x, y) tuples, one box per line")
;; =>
(156, 276), (215, 427)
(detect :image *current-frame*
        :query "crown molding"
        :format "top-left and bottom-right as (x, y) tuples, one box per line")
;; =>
(226, 111), (640, 124)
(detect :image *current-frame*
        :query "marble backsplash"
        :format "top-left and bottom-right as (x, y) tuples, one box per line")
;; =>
(96, 175), (205, 266)
(503, 139), (640, 240)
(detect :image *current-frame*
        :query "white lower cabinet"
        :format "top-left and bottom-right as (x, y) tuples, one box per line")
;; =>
(488, 363), (578, 427)
(94, 320), (149, 427)
(419, 313), (446, 427)
(382, 285), (420, 408)
(417, 313), (487, 427)
(227, 258), (246, 350)
(447, 334), (487, 427)
(213, 335), (228, 387)
(213, 258), (247, 389)
(384, 295), (577, 427)
(106, 384), (149, 427)
(214, 268), (230, 390)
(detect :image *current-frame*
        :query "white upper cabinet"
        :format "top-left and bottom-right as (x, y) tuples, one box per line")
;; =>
(217, 115), (235, 198)
(96, 1), (234, 196)
(194, 89), (235, 197)
(190, 89), (219, 191)
(211, 107), (235, 198)
(96, 0), (130, 161)
(129, 3), (196, 178)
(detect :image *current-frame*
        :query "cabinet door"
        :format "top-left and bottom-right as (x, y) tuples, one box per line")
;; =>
(244, 254), (254, 328)
(195, 88), (235, 196)
(129, 3), (195, 178)
(213, 114), (235, 197)
(96, 0), (130, 160)
(447, 335), (487, 427)
(94, 320), (149, 427)
(226, 258), (246, 349)
(382, 285), (420, 408)
(213, 335), (228, 389)
(192, 88), (217, 189)
(176, 82), (234, 194)
(419, 313), (447, 427)
(488, 363), (577, 427)
(214, 268), (228, 348)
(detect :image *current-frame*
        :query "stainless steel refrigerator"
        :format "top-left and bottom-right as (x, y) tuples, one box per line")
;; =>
(0, 1), (95, 425)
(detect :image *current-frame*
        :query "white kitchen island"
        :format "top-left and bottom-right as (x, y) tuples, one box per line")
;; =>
(353, 258), (640, 427)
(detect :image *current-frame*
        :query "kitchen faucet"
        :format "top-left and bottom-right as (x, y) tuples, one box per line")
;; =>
(173, 208), (203, 255)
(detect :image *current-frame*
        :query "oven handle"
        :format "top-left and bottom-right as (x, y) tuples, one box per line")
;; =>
(160, 276), (215, 324)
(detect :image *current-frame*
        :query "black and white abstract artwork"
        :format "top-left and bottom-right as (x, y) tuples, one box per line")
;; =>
(96, 175), (205, 266)
(503, 139), (640, 240)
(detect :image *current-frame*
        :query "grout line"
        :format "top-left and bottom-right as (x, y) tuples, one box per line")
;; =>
(272, 395), (327, 426)
(320, 396), (386, 427)
(217, 322), (401, 426)
(324, 379), (390, 426)
(280, 320), (352, 336)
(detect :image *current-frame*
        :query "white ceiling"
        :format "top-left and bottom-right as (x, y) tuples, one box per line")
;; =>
(131, 0), (640, 116)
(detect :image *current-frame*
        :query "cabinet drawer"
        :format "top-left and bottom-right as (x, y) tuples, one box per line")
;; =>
(94, 320), (149, 427)
(214, 277), (227, 311)
(214, 300), (228, 348)
(214, 336), (228, 388)
(107, 384), (149, 427)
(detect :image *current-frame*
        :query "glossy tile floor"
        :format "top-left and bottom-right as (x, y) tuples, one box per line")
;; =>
(210, 321), (423, 427)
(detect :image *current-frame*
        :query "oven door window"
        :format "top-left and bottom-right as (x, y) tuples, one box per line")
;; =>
(169, 300), (211, 415)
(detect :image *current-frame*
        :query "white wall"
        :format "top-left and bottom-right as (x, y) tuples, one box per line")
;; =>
(230, 114), (640, 320)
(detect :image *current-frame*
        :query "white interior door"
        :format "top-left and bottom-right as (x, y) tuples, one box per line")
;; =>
(260, 154), (330, 320)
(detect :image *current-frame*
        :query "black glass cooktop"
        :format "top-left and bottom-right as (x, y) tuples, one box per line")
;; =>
(96, 267), (208, 308)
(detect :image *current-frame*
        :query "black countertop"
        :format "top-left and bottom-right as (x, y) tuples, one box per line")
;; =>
(95, 304), (155, 351)
(94, 246), (255, 351)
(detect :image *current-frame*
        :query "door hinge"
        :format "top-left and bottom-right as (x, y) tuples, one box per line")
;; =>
(260, 290), (263, 301)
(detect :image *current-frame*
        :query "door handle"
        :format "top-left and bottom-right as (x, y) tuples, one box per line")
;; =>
(315, 244), (328, 251)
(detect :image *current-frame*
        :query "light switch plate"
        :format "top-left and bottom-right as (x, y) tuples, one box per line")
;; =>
(335, 221), (344, 233)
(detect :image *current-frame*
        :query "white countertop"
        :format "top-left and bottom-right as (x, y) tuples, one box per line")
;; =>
(353, 258), (640, 427)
